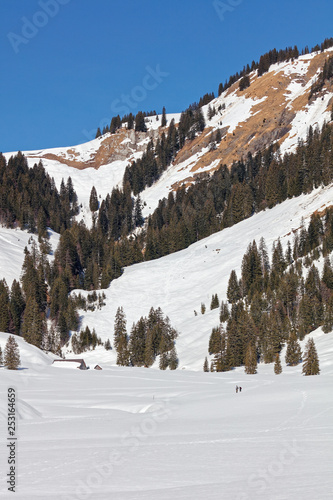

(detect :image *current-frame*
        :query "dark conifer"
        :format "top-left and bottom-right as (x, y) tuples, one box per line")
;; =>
(129, 318), (146, 366)
(203, 357), (209, 372)
(210, 294), (219, 310)
(239, 75), (250, 91)
(244, 342), (257, 374)
(4, 335), (20, 370)
(161, 106), (167, 127)
(168, 346), (178, 370)
(302, 337), (320, 375)
(274, 354), (282, 374)
(159, 351), (169, 370)
(227, 270), (241, 304)
(285, 330), (302, 366)
(89, 186), (99, 212)
(113, 307), (129, 366)
(0, 285), (10, 333)
(219, 301), (230, 323)
(135, 112), (147, 132)
(21, 296), (44, 348)
(10, 280), (25, 336)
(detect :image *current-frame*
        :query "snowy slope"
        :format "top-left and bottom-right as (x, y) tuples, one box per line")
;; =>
(0, 226), (59, 287)
(0, 328), (332, 500)
(0, 332), (58, 369)
(70, 182), (333, 369)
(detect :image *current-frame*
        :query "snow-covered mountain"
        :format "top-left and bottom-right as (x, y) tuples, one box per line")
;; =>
(3, 48), (333, 224)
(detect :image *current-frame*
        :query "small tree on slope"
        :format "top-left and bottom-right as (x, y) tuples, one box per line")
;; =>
(4, 335), (20, 370)
(244, 342), (257, 374)
(114, 307), (129, 366)
(203, 357), (209, 372)
(0, 345), (3, 366)
(274, 354), (282, 374)
(285, 330), (302, 366)
(302, 338), (320, 375)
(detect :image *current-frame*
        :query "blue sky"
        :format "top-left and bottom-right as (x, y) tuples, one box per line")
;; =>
(0, 0), (332, 152)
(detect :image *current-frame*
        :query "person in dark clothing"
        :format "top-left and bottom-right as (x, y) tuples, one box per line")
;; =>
(236, 385), (239, 393)
(239, 387), (242, 392)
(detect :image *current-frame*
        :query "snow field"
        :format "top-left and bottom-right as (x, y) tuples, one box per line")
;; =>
(0, 329), (332, 500)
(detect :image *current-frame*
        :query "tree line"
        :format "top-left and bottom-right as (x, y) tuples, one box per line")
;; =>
(207, 207), (332, 374)
(113, 306), (178, 369)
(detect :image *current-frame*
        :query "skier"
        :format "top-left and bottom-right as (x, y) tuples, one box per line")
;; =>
(239, 387), (242, 392)
(236, 385), (238, 393)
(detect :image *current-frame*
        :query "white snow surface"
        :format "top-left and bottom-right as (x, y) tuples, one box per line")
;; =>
(0, 328), (332, 499)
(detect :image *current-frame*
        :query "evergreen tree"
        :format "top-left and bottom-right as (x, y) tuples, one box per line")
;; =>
(239, 75), (250, 91)
(209, 326), (222, 355)
(135, 112), (147, 132)
(274, 353), (282, 374)
(244, 342), (257, 374)
(0, 286), (9, 332)
(89, 186), (99, 212)
(285, 330), (302, 366)
(323, 295), (333, 333)
(134, 195), (144, 227)
(302, 337), (320, 375)
(159, 351), (169, 370)
(0, 345), (3, 365)
(227, 270), (241, 304)
(201, 303), (206, 314)
(207, 104), (215, 120)
(161, 106), (167, 127)
(203, 357), (209, 372)
(215, 128), (222, 143)
(127, 113), (134, 130)
(210, 293), (219, 310)
(21, 296), (44, 348)
(4, 335), (20, 370)
(113, 306), (129, 366)
(129, 318), (146, 366)
(168, 346), (178, 370)
(144, 327), (155, 367)
(219, 301), (230, 323)
(95, 127), (102, 138)
(322, 257), (333, 290)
